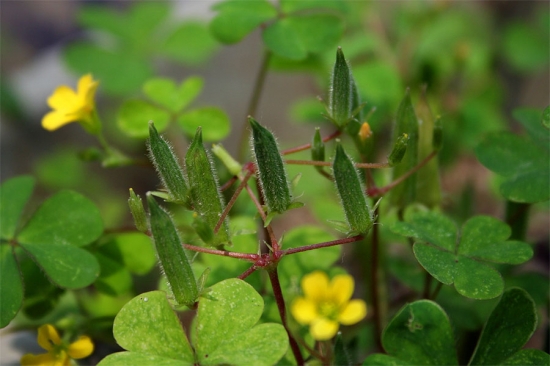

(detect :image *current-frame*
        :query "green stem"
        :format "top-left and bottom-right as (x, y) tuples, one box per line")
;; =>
(268, 267), (305, 366)
(370, 205), (384, 351)
(430, 281), (443, 300)
(504, 201), (531, 241)
(238, 50), (272, 160)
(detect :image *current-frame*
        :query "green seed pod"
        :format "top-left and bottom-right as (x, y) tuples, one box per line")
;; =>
(329, 47), (354, 127)
(415, 91), (442, 208)
(389, 90), (419, 208)
(432, 116), (443, 152)
(249, 116), (292, 214)
(332, 142), (373, 234)
(147, 193), (197, 308)
(192, 212), (214, 246)
(211, 143), (242, 176)
(185, 128), (230, 247)
(311, 128), (325, 162)
(147, 122), (188, 204)
(388, 133), (409, 167)
(128, 188), (147, 233)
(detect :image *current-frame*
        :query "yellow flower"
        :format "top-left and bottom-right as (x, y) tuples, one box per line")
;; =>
(358, 122), (373, 141)
(20, 324), (94, 366)
(42, 74), (99, 132)
(291, 271), (367, 341)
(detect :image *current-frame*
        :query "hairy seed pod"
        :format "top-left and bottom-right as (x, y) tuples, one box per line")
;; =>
(249, 116), (292, 214)
(332, 142), (373, 234)
(147, 193), (197, 307)
(388, 133), (409, 167)
(311, 128), (325, 162)
(329, 47), (354, 127)
(147, 122), (188, 204)
(185, 128), (230, 247)
(128, 188), (147, 233)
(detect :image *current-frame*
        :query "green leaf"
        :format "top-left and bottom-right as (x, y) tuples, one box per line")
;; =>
(0, 175), (35, 240)
(332, 143), (372, 234)
(543, 106), (550, 129)
(354, 61), (402, 107)
(147, 122), (188, 203)
(263, 19), (307, 60)
(94, 252), (132, 296)
(63, 43), (153, 96)
(263, 14), (344, 60)
(143, 77), (203, 114)
(391, 212), (532, 300)
(0, 245), (23, 327)
(185, 128), (230, 247)
(99, 352), (191, 366)
(280, 0), (348, 13)
(502, 22), (549, 72)
(20, 242), (99, 289)
(17, 190), (103, 247)
(210, 0), (277, 44)
(160, 21), (218, 65)
(147, 194), (197, 307)
(501, 349), (550, 365)
(98, 233), (157, 275)
(177, 107), (230, 142)
(513, 108), (550, 149)
(469, 288), (540, 365)
(476, 131), (550, 203)
(118, 100), (170, 139)
(99, 291), (194, 365)
(194, 278), (288, 365)
(363, 300), (458, 365)
(249, 117), (292, 214)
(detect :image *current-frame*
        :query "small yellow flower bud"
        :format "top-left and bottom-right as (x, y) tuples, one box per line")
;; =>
(358, 122), (373, 142)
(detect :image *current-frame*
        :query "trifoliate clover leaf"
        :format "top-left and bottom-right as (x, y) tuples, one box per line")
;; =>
(391, 211), (533, 299)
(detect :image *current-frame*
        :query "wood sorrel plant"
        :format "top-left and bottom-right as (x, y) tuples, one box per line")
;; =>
(2, 1), (548, 365)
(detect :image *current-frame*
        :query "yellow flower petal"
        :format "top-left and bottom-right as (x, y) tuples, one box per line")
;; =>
(67, 335), (94, 359)
(20, 352), (57, 366)
(37, 324), (61, 351)
(302, 271), (329, 302)
(81, 78), (99, 107)
(47, 86), (80, 112)
(291, 297), (319, 325)
(329, 274), (354, 306)
(42, 111), (79, 131)
(310, 318), (339, 341)
(338, 299), (367, 325)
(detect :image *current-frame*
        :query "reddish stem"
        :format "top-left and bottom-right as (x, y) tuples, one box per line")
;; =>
(368, 150), (437, 196)
(285, 159), (390, 169)
(220, 175), (238, 192)
(283, 235), (363, 255)
(268, 268), (305, 365)
(238, 265), (258, 280)
(281, 130), (342, 156)
(183, 244), (258, 261)
(214, 170), (253, 234)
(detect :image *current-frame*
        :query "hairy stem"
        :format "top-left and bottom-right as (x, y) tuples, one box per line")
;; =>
(283, 235), (363, 255)
(285, 159), (390, 169)
(214, 170), (253, 234)
(268, 267), (305, 365)
(282, 130), (342, 156)
(182, 244), (258, 261)
(369, 150), (436, 196)
(370, 206), (384, 351)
